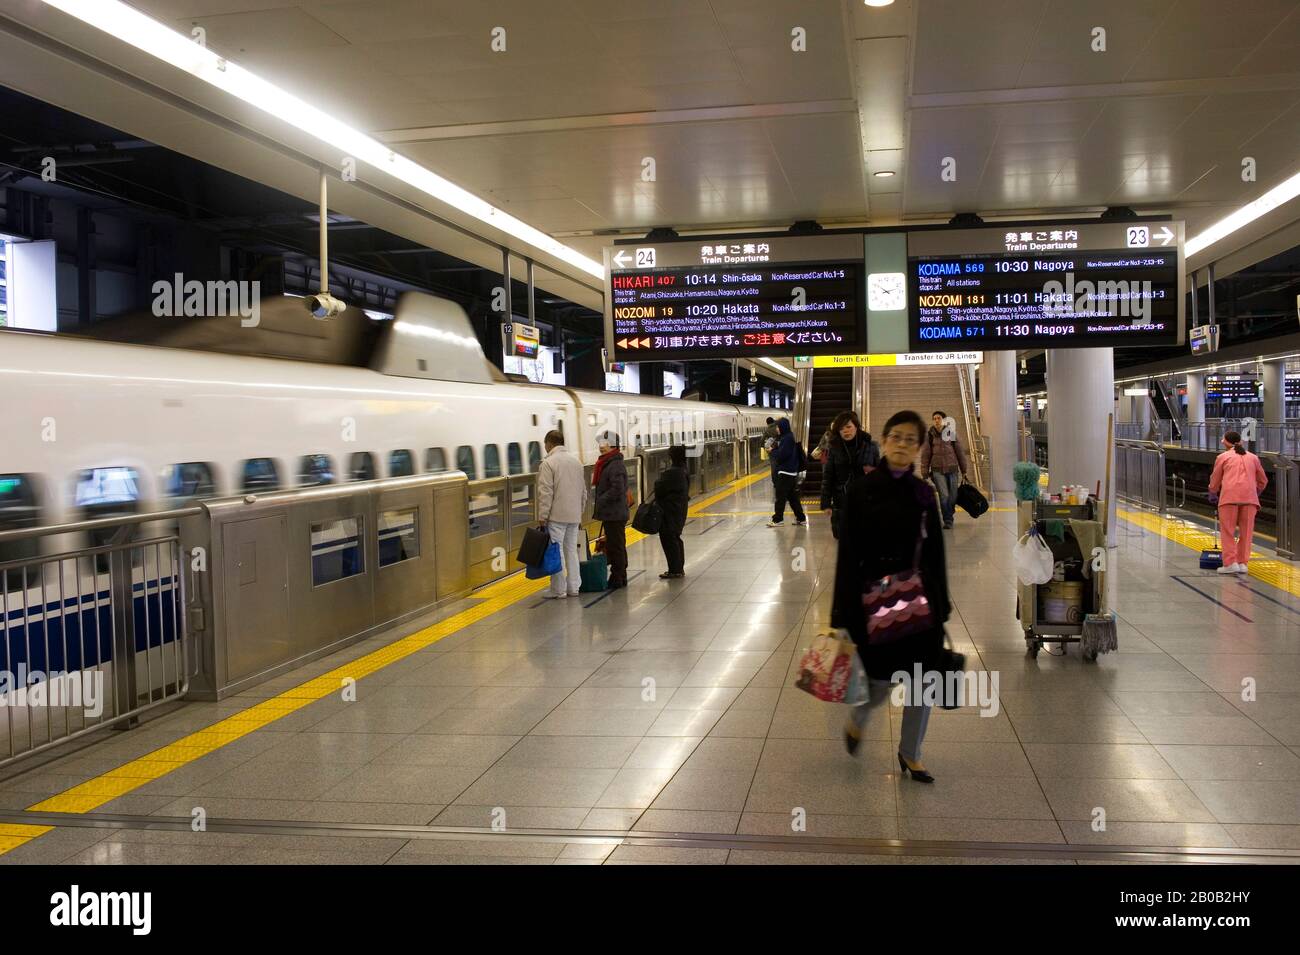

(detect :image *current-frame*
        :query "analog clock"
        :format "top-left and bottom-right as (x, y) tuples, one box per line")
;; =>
(868, 272), (906, 311)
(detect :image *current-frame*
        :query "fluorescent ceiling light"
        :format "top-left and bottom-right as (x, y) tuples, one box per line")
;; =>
(1185, 167), (1300, 258)
(39, 0), (605, 282)
(864, 0), (896, 7)
(872, 170), (896, 178)
(757, 357), (796, 380)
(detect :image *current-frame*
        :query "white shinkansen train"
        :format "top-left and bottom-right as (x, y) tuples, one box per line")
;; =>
(0, 292), (783, 549)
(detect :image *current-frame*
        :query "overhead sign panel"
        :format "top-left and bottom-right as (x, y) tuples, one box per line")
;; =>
(907, 221), (1185, 351)
(603, 234), (865, 362)
(812, 351), (983, 368)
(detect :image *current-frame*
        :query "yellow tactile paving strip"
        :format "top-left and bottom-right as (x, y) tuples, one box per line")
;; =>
(1118, 507), (1300, 600)
(0, 472), (764, 857)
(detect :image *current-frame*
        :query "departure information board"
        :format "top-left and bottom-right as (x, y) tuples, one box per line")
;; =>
(603, 234), (864, 362)
(1206, 377), (1260, 402)
(908, 222), (1184, 351)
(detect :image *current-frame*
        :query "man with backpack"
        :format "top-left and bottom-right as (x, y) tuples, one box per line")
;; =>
(767, 417), (807, 527)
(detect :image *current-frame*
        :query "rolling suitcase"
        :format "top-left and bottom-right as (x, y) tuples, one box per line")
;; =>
(579, 530), (608, 592)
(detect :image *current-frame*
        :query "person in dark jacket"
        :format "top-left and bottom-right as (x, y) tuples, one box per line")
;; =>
(767, 417), (807, 527)
(831, 410), (956, 784)
(592, 432), (629, 588)
(654, 445), (690, 579)
(819, 410), (880, 539)
(763, 417), (781, 484)
(920, 410), (970, 530)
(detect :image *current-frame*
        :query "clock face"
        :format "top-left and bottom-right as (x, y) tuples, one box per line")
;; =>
(868, 272), (906, 311)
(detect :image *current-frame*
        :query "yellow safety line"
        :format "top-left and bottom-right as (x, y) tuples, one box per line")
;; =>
(0, 471), (765, 856)
(1118, 508), (1300, 600)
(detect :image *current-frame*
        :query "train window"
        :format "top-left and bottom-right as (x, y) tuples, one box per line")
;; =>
(425, 448), (448, 473)
(389, 450), (415, 477)
(348, 452), (376, 482)
(468, 489), (504, 539)
(456, 445), (477, 480)
(378, 508), (419, 567)
(75, 467), (140, 511)
(299, 454), (335, 486)
(527, 441), (542, 471)
(507, 442), (523, 475)
(162, 462), (217, 499)
(241, 458), (280, 492)
(311, 516), (364, 586)
(634, 435), (643, 452)
(483, 444), (502, 479)
(0, 474), (41, 571)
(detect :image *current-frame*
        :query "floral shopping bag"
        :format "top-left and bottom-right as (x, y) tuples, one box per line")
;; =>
(795, 629), (861, 703)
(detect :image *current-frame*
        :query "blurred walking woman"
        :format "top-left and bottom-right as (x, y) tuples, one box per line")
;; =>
(1209, 430), (1268, 575)
(831, 410), (953, 783)
(819, 410), (880, 539)
(654, 445), (690, 579)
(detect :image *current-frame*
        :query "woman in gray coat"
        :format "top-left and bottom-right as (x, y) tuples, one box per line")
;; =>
(592, 433), (629, 588)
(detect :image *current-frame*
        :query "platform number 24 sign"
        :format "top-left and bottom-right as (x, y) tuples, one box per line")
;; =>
(635, 248), (656, 267)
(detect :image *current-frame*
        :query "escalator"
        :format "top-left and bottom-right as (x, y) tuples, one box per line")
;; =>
(1149, 380), (1183, 441)
(800, 367), (854, 499)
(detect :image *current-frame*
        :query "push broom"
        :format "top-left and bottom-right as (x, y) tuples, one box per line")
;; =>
(1081, 413), (1119, 658)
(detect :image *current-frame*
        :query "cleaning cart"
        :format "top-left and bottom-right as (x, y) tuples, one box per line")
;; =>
(1016, 497), (1109, 660)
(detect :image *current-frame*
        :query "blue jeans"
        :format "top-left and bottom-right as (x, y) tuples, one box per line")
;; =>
(546, 521), (582, 596)
(932, 470), (960, 525)
(850, 680), (932, 764)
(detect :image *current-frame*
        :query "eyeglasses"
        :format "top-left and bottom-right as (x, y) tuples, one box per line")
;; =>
(884, 431), (920, 447)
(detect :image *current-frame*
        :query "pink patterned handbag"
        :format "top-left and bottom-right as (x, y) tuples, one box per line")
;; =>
(861, 518), (933, 646)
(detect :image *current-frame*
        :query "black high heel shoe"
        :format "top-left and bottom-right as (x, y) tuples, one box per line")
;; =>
(898, 753), (935, 784)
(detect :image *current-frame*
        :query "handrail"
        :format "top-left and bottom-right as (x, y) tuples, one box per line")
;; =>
(956, 364), (988, 491)
(0, 506), (203, 544)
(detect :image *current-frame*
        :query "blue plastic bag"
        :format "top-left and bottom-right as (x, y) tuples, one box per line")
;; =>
(525, 540), (563, 579)
(845, 649), (870, 706)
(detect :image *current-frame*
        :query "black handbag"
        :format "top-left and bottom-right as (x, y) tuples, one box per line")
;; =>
(516, 525), (549, 566)
(631, 497), (663, 535)
(955, 482), (989, 519)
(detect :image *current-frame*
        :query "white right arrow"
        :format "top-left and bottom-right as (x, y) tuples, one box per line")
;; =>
(1155, 226), (1174, 246)
(612, 250), (630, 268)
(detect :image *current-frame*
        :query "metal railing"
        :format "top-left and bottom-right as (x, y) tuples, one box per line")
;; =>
(1261, 452), (1297, 560)
(1115, 439), (1166, 512)
(0, 509), (195, 768)
(1176, 420), (1300, 456)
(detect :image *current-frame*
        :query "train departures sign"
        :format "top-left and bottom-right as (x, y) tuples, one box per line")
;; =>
(603, 234), (865, 362)
(908, 221), (1184, 351)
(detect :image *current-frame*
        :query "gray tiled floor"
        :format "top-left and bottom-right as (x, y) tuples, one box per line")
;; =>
(3, 481), (1299, 864)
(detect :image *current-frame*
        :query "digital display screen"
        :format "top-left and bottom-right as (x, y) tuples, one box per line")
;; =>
(1206, 377), (1260, 402)
(1287, 377), (1300, 401)
(604, 234), (864, 361)
(908, 222), (1184, 351)
(75, 467), (140, 507)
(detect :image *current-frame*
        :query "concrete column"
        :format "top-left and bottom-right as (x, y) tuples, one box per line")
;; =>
(1263, 360), (1284, 423)
(1185, 373), (1206, 423)
(1047, 348), (1117, 543)
(979, 351), (1018, 497)
(1134, 388), (1152, 438)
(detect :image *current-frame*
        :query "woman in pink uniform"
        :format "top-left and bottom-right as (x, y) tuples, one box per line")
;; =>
(1208, 430), (1268, 575)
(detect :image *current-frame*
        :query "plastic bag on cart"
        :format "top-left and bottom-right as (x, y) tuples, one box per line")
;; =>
(1014, 528), (1055, 585)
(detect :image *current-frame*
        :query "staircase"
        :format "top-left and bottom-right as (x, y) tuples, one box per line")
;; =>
(801, 367), (854, 498)
(867, 364), (972, 476)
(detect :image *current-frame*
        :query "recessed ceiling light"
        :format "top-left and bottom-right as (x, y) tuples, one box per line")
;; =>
(864, 0), (896, 7)
(873, 170), (896, 178)
(39, 0), (605, 281)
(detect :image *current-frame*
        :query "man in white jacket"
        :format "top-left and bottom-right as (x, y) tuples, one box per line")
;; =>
(536, 430), (588, 598)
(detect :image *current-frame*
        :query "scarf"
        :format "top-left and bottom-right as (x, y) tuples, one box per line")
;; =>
(592, 449), (620, 487)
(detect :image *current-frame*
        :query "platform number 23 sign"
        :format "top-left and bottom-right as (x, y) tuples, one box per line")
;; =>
(1125, 227), (1149, 248)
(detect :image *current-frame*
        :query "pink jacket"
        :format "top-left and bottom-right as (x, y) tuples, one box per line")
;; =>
(1209, 450), (1267, 507)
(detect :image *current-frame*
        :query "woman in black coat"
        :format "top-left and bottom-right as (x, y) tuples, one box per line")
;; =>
(819, 410), (880, 539)
(831, 410), (955, 783)
(653, 445), (690, 579)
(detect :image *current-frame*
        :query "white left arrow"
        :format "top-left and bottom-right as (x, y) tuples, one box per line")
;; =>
(612, 250), (630, 268)
(1155, 226), (1174, 246)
